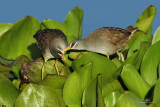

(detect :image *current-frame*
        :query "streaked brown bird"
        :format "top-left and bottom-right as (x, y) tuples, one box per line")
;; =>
(34, 29), (68, 80)
(64, 27), (137, 59)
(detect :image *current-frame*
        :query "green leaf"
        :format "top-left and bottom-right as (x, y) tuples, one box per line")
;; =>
(115, 91), (147, 107)
(0, 16), (41, 60)
(152, 26), (160, 44)
(114, 41), (150, 78)
(102, 80), (124, 97)
(134, 5), (156, 32)
(97, 74), (105, 107)
(140, 41), (160, 86)
(72, 52), (117, 89)
(38, 75), (67, 95)
(148, 104), (160, 107)
(0, 74), (19, 107)
(41, 6), (83, 43)
(82, 77), (97, 107)
(63, 62), (92, 107)
(121, 31), (146, 53)
(127, 34), (149, 58)
(153, 80), (160, 104)
(15, 84), (65, 107)
(104, 92), (121, 107)
(0, 23), (12, 37)
(12, 79), (21, 90)
(121, 64), (150, 99)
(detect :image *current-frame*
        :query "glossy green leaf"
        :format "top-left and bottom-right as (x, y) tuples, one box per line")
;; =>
(140, 41), (160, 86)
(152, 26), (160, 44)
(72, 52), (117, 89)
(114, 41), (150, 78)
(15, 84), (65, 107)
(12, 79), (21, 90)
(21, 58), (70, 82)
(38, 75), (67, 95)
(115, 91), (147, 107)
(148, 104), (160, 107)
(112, 59), (122, 68)
(102, 80), (124, 97)
(125, 42), (150, 70)
(134, 5), (156, 32)
(153, 80), (160, 104)
(127, 34), (149, 58)
(121, 31), (146, 53)
(104, 92), (121, 107)
(82, 77), (97, 107)
(0, 23), (12, 37)
(41, 6), (83, 43)
(0, 56), (13, 66)
(121, 64), (150, 99)
(0, 16), (41, 60)
(97, 74), (105, 107)
(63, 62), (92, 107)
(0, 74), (20, 107)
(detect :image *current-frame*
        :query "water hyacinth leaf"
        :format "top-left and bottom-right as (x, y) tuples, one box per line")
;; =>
(152, 26), (160, 44)
(12, 79), (21, 90)
(0, 16), (41, 60)
(21, 58), (70, 82)
(127, 34), (149, 58)
(0, 56), (13, 66)
(82, 77), (97, 107)
(15, 84), (65, 107)
(63, 62), (92, 107)
(102, 80), (124, 97)
(121, 64), (150, 99)
(134, 5), (156, 32)
(114, 91), (147, 107)
(125, 41), (150, 70)
(112, 59), (122, 68)
(153, 80), (160, 104)
(72, 52), (117, 89)
(41, 6), (83, 43)
(121, 31), (146, 53)
(0, 23), (12, 37)
(140, 41), (160, 86)
(38, 75), (67, 95)
(97, 74), (105, 107)
(0, 74), (20, 107)
(104, 92), (121, 107)
(148, 104), (160, 107)
(114, 41), (150, 78)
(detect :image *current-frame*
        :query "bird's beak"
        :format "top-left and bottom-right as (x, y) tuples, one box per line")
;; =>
(60, 54), (68, 63)
(64, 46), (71, 52)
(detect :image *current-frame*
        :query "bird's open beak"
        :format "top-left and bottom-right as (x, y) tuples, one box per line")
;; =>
(60, 54), (68, 63)
(64, 46), (71, 52)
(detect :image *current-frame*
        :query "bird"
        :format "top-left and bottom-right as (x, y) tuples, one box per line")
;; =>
(64, 27), (137, 59)
(33, 29), (68, 80)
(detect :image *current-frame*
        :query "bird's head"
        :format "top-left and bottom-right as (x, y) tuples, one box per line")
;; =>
(64, 39), (80, 52)
(49, 37), (68, 62)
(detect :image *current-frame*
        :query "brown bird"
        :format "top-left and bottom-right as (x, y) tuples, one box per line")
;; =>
(34, 29), (68, 80)
(64, 27), (137, 59)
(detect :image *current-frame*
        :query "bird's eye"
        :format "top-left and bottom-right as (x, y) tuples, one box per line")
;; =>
(71, 42), (75, 48)
(58, 50), (62, 54)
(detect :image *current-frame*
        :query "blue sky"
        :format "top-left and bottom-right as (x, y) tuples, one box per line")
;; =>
(0, 0), (160, 38)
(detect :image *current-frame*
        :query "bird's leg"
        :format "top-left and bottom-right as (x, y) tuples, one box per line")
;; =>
(42, 61), (45, 80)
(116, 52), (121, 60)
(107, 55), (110, 59)
(55, 59), (60, 75)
